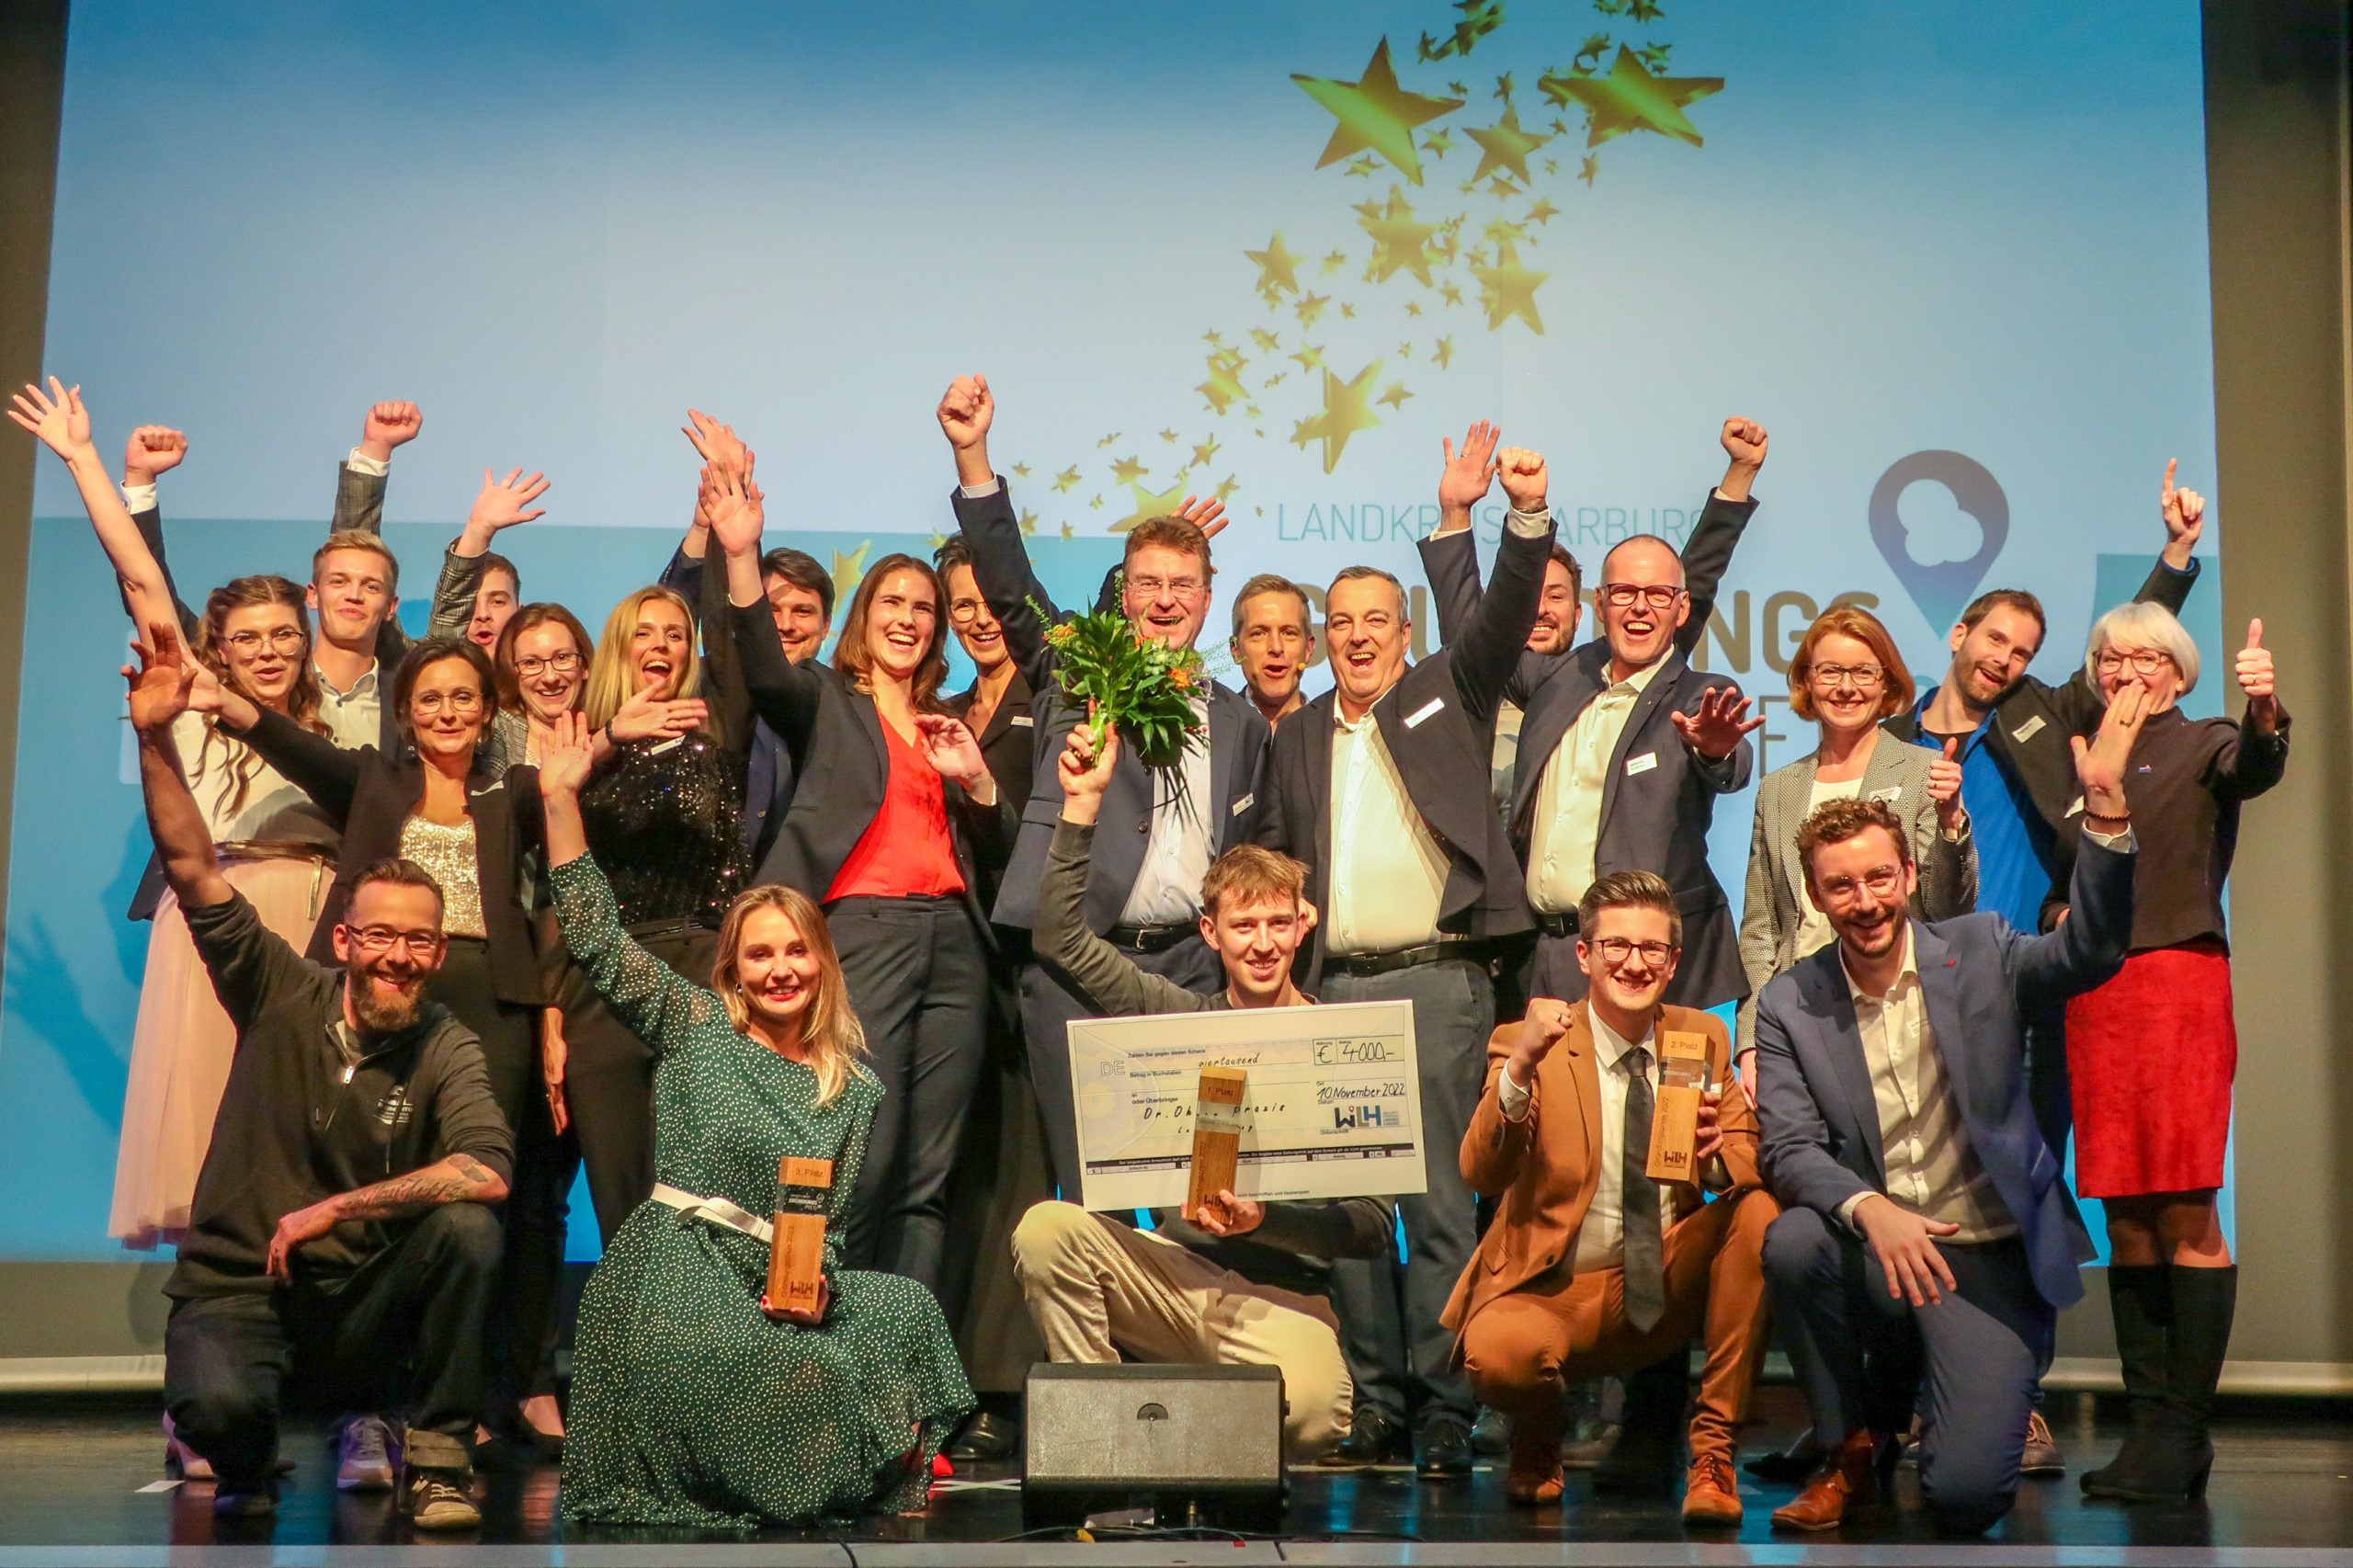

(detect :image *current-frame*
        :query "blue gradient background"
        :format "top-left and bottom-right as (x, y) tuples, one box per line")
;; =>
(6, 2), (2224, 1262)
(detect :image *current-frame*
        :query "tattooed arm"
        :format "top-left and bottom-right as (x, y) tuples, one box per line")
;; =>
(263, 1154), (509, 1280)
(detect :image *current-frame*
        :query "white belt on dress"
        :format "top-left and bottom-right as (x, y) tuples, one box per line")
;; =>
(650, 1182), (773, 1245)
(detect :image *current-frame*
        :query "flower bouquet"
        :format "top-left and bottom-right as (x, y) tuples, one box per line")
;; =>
(1036, 588), (1207, 769)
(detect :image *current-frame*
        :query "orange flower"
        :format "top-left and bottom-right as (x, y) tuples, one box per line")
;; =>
(1170, 667), (1193, 689)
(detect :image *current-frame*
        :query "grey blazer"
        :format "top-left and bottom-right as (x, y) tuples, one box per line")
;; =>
(1735, 735), (1977, 1054)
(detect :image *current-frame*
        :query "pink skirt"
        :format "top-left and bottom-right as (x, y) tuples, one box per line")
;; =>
(108, 858), (324, 1249)
(2064, 939), (2235, 1200)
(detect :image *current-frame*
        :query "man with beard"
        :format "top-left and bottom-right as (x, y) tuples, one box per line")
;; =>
(938, 374), (1272, 1193)
(1754, 685), (2142, 1535)
(129, 628), (514, 1529)
(1874, 461), (2201, 1476)
(1230, 574), (1313, 728)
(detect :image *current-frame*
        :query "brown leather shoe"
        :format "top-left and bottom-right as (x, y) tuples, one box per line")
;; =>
(1770, 1428), (1880, 1532)
(1505, 1463), (1564, 1505)
(1679, 1453), (1743, 1525)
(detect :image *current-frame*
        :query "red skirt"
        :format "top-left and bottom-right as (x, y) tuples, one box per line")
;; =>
(2065, 939), (2235, 1199)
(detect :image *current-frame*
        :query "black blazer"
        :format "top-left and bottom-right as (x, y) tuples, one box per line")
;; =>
(126, 464), (404, 920)
(949, 479), (1272, 934)
(1881, 555), (2200, 888)
(1418, 491), (1761, 1008)
(948, 666), (1038, 908)
(729, 598), (1013, 939)
(1259, 513), (1553, 989)
(227, 708), (546, 1006)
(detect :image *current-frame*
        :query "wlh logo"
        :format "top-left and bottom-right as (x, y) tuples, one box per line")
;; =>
(1334, 1104), (1390, 1131)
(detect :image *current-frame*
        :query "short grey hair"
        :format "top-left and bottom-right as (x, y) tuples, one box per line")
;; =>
(2085, 600), (2200, 694)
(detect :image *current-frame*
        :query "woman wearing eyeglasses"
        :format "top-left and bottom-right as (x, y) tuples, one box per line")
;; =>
(2064, 603), (2286, 1503)
(1735, 605), (1977, 1085)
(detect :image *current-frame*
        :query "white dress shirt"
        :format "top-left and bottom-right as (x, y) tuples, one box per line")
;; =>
(1324, 704), (1448, 954)
(1525, 657), (1666, 913)
(1499, 1008), (1677, 1275)
(1831, 926), (2018, 1243)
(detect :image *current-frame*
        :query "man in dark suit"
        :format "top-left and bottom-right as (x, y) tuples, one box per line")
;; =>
(1419, 420), (1769, 1011)
(1256, 437), (1554, 1478)
(1754, 687), (2143, 1535)
(936, 375), (1273, 1193)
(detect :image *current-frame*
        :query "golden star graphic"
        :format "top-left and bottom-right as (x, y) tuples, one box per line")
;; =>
(1114, 476), (1192, 533)
(1494, 70), (1515, 101)
(1441, 281), (1464, 306)
(1264, 370), (1289, 387)
(1544, 46), (1723, 148)
(1018, 508), (1040, 536)
(1060, 522), (1074, 539)
(1433, 335), (1456, 369)
(1358, 187), (1440, 286)
(1448, 79), (1469, 96)
(1089, 494), (1104, 510)
(1484, 173), (1521, 199)
(1203, 328), (1223, 346)
(1473, 241), (1547, 334)
(928, 531), (947, 551)
(1425, 129), (1454, 155)
(1345, 154), (1379, 177)
(1249, 328), (1280, 352)
(1405, 300), (1424, 316)
(1296, 291), (1331, 325)
(1527, 198), (1561, 225)
(1097, 432), (1121, 449)
(1291, 343), (1325, 370)
(829, 545), (870, 608)
(1379, 382), (1414, 412)
(1052, 466), (1082, 493)
(1580, 154), (1600, 185)
(1323, 249), (1347, 274)
(1340, 301), (1357, 318)
(1158, 428), (1179, 444)
(1109, 455), (1148, 485)
(1292, 38), (1464, 186)
(1197, 353), (1247, 415)
(1191, 436), (1222, 469)
(1245, 403), (1263, 419)
(1245, 233), (1302, 296)
(1292, 358), (1385, 473)
(1397, 341), (1415, 358)
(1012, 461), (1032, 479)
(1215, 474), (1240, 501)
(1483, 215), (1529, 245)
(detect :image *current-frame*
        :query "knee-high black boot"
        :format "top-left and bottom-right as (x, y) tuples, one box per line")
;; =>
(2154, 1264), (2234, 1499)
(2080, 1264), (2170, 1497)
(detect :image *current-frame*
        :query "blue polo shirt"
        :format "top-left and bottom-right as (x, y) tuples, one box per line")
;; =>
(1909, 691), (2056, 932)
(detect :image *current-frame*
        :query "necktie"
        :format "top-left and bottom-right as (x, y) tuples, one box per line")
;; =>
(1622, 1045), (1666, 1333)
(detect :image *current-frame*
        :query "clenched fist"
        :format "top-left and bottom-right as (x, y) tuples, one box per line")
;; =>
(1495, 446), (1549, 513)
(124, 426), (188, 484)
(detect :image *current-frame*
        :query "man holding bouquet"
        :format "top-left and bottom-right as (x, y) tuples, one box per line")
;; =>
(938, 375), (1272, 1195)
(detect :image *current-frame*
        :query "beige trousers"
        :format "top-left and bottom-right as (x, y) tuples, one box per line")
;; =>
(1009, 1200), (1354, 1460)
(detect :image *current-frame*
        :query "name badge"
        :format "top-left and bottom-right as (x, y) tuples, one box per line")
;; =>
(1010, 714), (1034, 728)
(469, 780), (506, 797)
(1404, 697), (1444, 729)
(1869, 785), (1904, 803)
(2010, 715), (2046, 744)
(1625, 751), (1658, 777)
(2064, 795), (2086, 819)
(1230, 792), (1255, 817)
(648, 736), (687, 756)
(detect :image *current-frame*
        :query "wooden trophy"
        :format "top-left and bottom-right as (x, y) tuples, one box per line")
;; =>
(1183, 1065), (1249, 1221)
(1644, 1030), (1712, 1183)
(766, 1155), (835, 1315)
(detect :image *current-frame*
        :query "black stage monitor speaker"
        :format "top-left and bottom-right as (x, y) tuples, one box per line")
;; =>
(1021, 1362), (1287, 1532)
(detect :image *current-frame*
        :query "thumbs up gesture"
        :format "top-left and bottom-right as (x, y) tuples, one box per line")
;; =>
(1927, 734), (1967, 836)
(2236, 619), (2280, 732)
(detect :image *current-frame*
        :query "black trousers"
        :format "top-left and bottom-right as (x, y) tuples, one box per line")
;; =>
(165, 1204), (503, 1483)
(1019, 938), (1223, 1193)
(1763, 1208), (2052, 1534)
(1320, 956), (1493, 1435)
(829, 895), (991, 1288)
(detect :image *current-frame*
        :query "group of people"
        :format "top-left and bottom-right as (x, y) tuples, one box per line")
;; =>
(8, 367), (2283, 1538)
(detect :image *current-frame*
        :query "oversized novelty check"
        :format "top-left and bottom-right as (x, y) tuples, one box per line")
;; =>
(1066, 999), (1426, 1211)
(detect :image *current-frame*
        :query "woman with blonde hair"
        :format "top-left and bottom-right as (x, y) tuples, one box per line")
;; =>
(537, 714), (972, 1526)
(1737, 603), (1976, 1079)
(2066, 601), (2287, 1502)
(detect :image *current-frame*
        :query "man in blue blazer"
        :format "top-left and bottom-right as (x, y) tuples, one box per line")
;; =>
(936, 375), (1273, 1192)
(1754, 685), (2146, 1535)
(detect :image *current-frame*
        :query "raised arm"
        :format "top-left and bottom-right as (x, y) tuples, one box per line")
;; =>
(125, 625), (233, 912)
(334, 399), (420, 537)
(9, 381), (180, 636)
(1461, 1002), (1567, 1197)
(119, 426), (200, 640)
(220, 705), (367, 826)
(2012, 684), (2143, 1008)
(2212, 619), (2290, 801)
(939, 374), (1063, 688)
(1040, 726), (1204, 1015)
(540, 713), (719, 1052)
(2052, 461), (2209, 733)
(1451, 445), (1555, 721)
(665, 409), (753, 602)
(706, 469), (823, 752)
(427, 466), (550, 639)
(1678, 417), (1768, 650)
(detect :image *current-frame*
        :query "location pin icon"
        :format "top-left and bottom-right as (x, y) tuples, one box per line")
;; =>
(1868, 450), (2010, 632)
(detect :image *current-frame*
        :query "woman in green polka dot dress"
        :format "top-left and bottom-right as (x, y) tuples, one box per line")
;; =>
(537, 714), (972, 1528)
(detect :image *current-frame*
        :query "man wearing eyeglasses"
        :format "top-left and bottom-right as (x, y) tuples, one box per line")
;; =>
(1448, 870), (1778, 1524)
(125, 628), (514, 1529)
(936, 375), (1273, 1194)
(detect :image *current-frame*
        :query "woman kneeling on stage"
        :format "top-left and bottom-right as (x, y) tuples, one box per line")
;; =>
(536, 713), (973, 1528)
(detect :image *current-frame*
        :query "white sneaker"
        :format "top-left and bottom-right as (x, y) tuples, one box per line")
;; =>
(335, 1415), (399, 1491)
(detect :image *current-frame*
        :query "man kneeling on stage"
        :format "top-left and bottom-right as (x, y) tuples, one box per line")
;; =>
(128, 630), (512, 1528)
(1446, 871), (1777, 1524)
(1010, 724), (1394, 1460)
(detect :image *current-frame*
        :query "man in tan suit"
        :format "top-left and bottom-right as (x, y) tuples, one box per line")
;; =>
(1445, 870), (1778, 1523)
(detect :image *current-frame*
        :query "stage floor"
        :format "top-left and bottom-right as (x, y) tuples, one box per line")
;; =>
(0, 1392), (2347, 1566)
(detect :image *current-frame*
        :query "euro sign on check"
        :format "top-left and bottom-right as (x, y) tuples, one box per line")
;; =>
(1066, 999), (1426, 1211)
